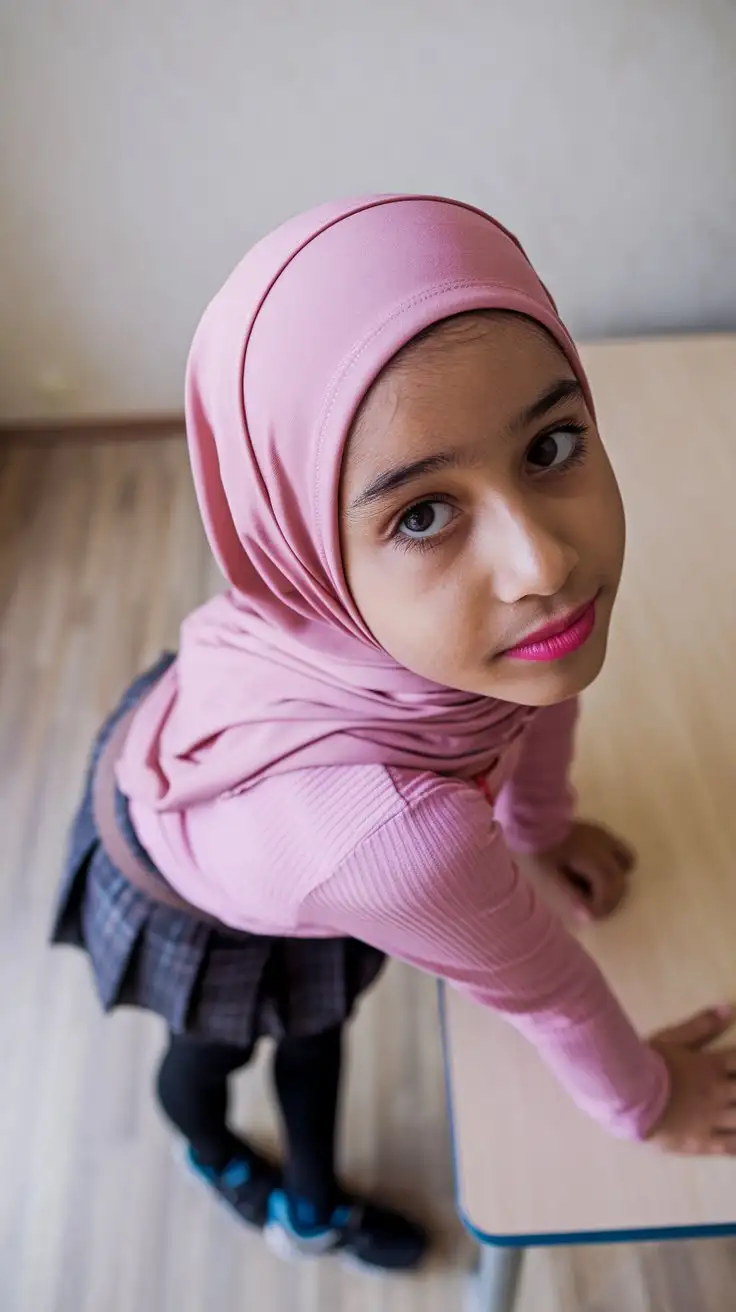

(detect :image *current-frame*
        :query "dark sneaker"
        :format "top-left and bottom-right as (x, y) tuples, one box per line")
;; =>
(264, 1189), (428, 1271)
(184, 1143), (281, 1230)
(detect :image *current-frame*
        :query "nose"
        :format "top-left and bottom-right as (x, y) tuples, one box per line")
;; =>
(484, 497), (579, 604)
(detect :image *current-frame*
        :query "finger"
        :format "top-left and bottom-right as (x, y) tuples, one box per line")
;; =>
(586, 880), (622, 920)
(567, 862), (627, 919)
(654, 1006), (734, 1050)
(558, 858), (618, 894)
(566, 849), (628, 888)
(553, 863), (592, 896)
(596, 861), (630, 910)
(717, 1052), (736, 1078)
(611, 838), (636, 871)
(711, 1133), (736, 1155)
(574, 825), (634, 870)
(710, 1102), (736, 1131)
(555, 866), (597, 921)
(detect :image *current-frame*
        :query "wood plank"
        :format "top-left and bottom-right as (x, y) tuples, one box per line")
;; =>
(0, 415), (185, 443)
(0, 438), (461, 1312)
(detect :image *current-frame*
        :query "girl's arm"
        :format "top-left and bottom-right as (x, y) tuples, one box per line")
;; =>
(494, 698), (579, 854)
(305, 773), (669, 1142)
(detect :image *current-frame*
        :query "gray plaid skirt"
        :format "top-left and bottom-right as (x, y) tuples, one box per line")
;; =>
(51, 654), (385, 1047)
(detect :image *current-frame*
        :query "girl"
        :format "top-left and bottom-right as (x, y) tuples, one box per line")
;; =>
(53, 195), (736, 1273)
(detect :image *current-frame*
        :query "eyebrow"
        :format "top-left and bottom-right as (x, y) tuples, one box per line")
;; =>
(348, 376), (585, 512)
(515, 377), (584, 429)
(348, 451), (469, 512)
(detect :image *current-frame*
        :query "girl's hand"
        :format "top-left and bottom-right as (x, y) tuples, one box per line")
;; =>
(529, 821), (635, 923)
(647, 1007), (736, 1156)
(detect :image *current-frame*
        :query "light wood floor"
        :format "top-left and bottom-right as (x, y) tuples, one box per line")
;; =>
(2, 437), (735, 1311)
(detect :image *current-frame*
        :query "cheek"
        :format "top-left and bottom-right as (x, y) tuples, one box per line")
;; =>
(569, 446), (625, 571)
(594, 461), (626, 568)
(350, 549), (488, 676)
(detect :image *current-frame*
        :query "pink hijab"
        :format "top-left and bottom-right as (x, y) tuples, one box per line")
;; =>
(118, 195), (592, 811)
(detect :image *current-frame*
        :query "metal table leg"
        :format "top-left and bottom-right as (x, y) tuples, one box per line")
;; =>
(468, 1244), (524, 1312)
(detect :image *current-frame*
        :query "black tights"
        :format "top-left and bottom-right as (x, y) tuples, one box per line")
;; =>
(156, 1025), (343, 1220)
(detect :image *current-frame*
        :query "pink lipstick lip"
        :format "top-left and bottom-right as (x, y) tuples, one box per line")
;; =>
(501, 597), (599, 663)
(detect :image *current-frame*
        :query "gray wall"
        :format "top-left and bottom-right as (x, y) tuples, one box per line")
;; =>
(2, 0), (734, 421)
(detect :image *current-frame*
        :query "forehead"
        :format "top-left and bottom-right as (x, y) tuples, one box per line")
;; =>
(345, 312), (574, 466)
(392, 311), (567, 386)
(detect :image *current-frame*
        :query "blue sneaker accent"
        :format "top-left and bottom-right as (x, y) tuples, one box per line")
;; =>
(183, 1143), (279, 1230)
(265, 1189), (344, 1255)
(331, 1204), (353, 1228)
(219, 1158), (252, 1189)
(288, 1194), (353, 1235)
(186, 1147), (219, 1184)
(265, 1188), (428, 1270)
(185, 1147), (252, 1189)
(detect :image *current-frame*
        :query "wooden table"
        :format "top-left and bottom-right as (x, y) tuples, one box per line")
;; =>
(440, 335), (736, 1311)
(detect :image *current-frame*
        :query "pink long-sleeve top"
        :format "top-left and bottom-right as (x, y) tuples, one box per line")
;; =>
(129, 696), (670, 1141)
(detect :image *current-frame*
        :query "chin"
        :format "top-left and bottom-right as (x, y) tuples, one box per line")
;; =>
(477, 632), (610, 707)
(511, 646), (607, 706)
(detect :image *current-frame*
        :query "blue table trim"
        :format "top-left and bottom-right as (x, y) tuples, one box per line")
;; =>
(438, 982), (736, 1250)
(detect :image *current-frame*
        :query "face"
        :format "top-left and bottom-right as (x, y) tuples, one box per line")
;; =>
(339, 312), (625, 706)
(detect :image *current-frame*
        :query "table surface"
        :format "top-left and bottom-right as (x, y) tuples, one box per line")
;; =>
(442, 333), (736, 1248)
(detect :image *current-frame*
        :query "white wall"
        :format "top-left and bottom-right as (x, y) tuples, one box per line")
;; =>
(1, 0), (734, 422)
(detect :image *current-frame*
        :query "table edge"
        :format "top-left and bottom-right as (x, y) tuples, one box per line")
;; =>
(438, 982), (736, 1250)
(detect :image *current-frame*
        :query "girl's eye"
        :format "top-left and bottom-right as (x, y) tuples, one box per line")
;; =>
(397, 499), (455, 542)
(526, 424), (587, 472)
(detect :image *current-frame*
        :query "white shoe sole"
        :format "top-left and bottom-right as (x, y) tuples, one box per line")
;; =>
(264, 1220), (340, 1262)
(178, 1147), (396, 1276)
(264, 1219), (391, 1277)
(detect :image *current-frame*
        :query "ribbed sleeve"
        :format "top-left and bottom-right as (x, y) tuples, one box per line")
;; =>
(306, 776), (669, 1141)
(495, 699), (579, 853)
